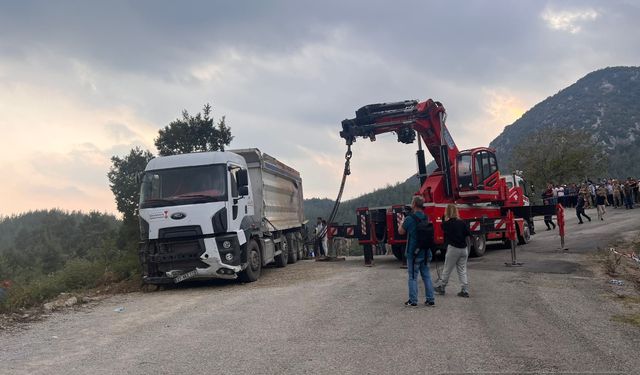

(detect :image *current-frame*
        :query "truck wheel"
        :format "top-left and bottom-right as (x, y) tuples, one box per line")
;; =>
(391, 245), (404, 261)
(239, 240), (261, 282)
(286, 233), (298, 264)
(470, 234), (486, 257)
(517, 222), (531, 245)
(275, 238), (289, 267)
(295, 232), (304, 260)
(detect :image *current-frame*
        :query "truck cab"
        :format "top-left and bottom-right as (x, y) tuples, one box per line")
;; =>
(138, 152), (255, 284)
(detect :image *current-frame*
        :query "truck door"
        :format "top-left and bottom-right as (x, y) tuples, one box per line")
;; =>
(473, 150), (499, 190)
(456, 152), (473, 191)
(227, 164), (249, 232)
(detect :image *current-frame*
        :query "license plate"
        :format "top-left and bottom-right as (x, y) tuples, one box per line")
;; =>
(174, 270), (198, 283)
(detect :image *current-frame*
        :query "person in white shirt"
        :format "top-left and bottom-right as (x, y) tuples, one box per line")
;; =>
(557, 185), (565, 207)
(321, 219), (329, 257)
(314, 217), (326, 257)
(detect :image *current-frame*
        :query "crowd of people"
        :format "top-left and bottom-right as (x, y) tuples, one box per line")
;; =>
(541, 177), (638, 209)
(542, 177), (638, 225)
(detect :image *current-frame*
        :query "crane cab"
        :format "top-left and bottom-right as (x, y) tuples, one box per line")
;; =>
(454, 147), (505, 202)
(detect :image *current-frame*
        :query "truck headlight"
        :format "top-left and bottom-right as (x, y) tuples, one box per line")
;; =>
(223, 241), (232, 249)
(225, 253), (234, 261)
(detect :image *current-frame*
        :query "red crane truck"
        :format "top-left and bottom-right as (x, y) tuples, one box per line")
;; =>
(338, 99), (552, 260)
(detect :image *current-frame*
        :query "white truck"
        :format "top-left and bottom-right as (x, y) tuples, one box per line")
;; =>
(138, 148), (305, 284)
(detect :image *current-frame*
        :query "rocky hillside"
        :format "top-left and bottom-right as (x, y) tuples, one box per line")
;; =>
(490, 66), (640, 177)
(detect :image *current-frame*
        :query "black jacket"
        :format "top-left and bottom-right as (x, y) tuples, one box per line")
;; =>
(442, 218), (470, 248)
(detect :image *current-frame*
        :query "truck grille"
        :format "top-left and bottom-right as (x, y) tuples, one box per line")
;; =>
(144, 225), (209, 275)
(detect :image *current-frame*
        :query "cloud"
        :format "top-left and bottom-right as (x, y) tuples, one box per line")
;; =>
(104, 122), (139, 142)
(0, 0), (639, 215)
(541, 7), (599, 34)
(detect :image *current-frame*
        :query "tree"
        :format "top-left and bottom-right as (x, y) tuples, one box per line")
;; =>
(154, 103), (233, 156)
(107, 147), (154, 221)
(510, 126), (608, 189)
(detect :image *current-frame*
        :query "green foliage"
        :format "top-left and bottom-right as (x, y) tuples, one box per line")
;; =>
(511, 127), (607, 188)
(107, 147), (154, 221)
(491, 66), (640, 177)
(155, 103), (233, 156)
(0, 210), (138, 312)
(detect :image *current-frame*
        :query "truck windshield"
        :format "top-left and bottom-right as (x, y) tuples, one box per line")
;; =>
(139, 164), (227, 208)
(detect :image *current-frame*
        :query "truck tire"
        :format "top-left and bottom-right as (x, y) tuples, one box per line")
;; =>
(286, 233), (298, 264)
(239, 240), (261, 282)
(391, 244), (404, 261)
(275, 238), (289, 267)
(295, 232), (304, 260)
(517, 222), (531, 245)
(470, 234), (486, 257)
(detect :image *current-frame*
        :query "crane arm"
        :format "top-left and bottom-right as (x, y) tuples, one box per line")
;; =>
(340, 99), (459, 197)
(339, 99), (458, 172)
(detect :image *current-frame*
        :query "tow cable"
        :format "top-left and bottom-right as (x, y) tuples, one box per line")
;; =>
(313, 144), (352, 259)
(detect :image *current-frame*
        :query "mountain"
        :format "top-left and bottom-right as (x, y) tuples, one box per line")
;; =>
(490, 66), (640, 177)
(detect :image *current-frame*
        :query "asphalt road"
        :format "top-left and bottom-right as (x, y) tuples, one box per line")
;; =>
(2, 207), (640, 374)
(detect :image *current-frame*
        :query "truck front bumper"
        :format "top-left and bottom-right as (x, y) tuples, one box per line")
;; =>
(140, 233), (244, 284)
(143, 260), (242, 284)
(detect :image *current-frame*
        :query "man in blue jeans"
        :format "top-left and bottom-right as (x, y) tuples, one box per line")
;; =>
(398, 195), (435, 307)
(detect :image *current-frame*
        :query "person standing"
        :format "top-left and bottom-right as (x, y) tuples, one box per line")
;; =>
(557, 185), (565, 207)
(606, 180), (614, 206)
(542, 185), (556, 230)
(588, 182), (596, 209)
(433, 204), (471, 298)
(398, 195), (435, 307)
(623, 179), (634, 209)
(321, 219), (329, 256)
(576, 194), (591, 224)
(314, 217), (326, 257)
(596, 186), (607, 221)
(613, 181), (622, 208)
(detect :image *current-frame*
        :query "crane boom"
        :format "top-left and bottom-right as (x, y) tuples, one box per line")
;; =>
(340, 98), (510, 204)
(340, 99), (458, 197)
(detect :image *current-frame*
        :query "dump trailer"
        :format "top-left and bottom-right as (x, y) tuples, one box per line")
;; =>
(138, 148), (305, 284)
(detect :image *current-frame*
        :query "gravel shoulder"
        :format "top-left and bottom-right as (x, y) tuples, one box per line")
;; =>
(1, 207), (639, 374)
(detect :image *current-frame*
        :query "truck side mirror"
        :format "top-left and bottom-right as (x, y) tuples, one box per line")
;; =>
(237, 169), (249, 188)
(238, 185), (249, 196)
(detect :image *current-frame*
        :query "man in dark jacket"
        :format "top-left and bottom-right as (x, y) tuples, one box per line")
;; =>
(576, 195), (591, 224)
(398, 195), (435, 307)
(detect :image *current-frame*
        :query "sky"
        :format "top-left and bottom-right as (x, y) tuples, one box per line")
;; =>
(1, 0), (639, 216)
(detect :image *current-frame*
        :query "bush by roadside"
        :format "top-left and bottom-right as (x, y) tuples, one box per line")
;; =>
(0, 254), (140, 313)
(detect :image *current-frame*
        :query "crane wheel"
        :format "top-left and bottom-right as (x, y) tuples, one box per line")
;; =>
(517, 222), (531, 245)
(470, 234), (486, 257)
